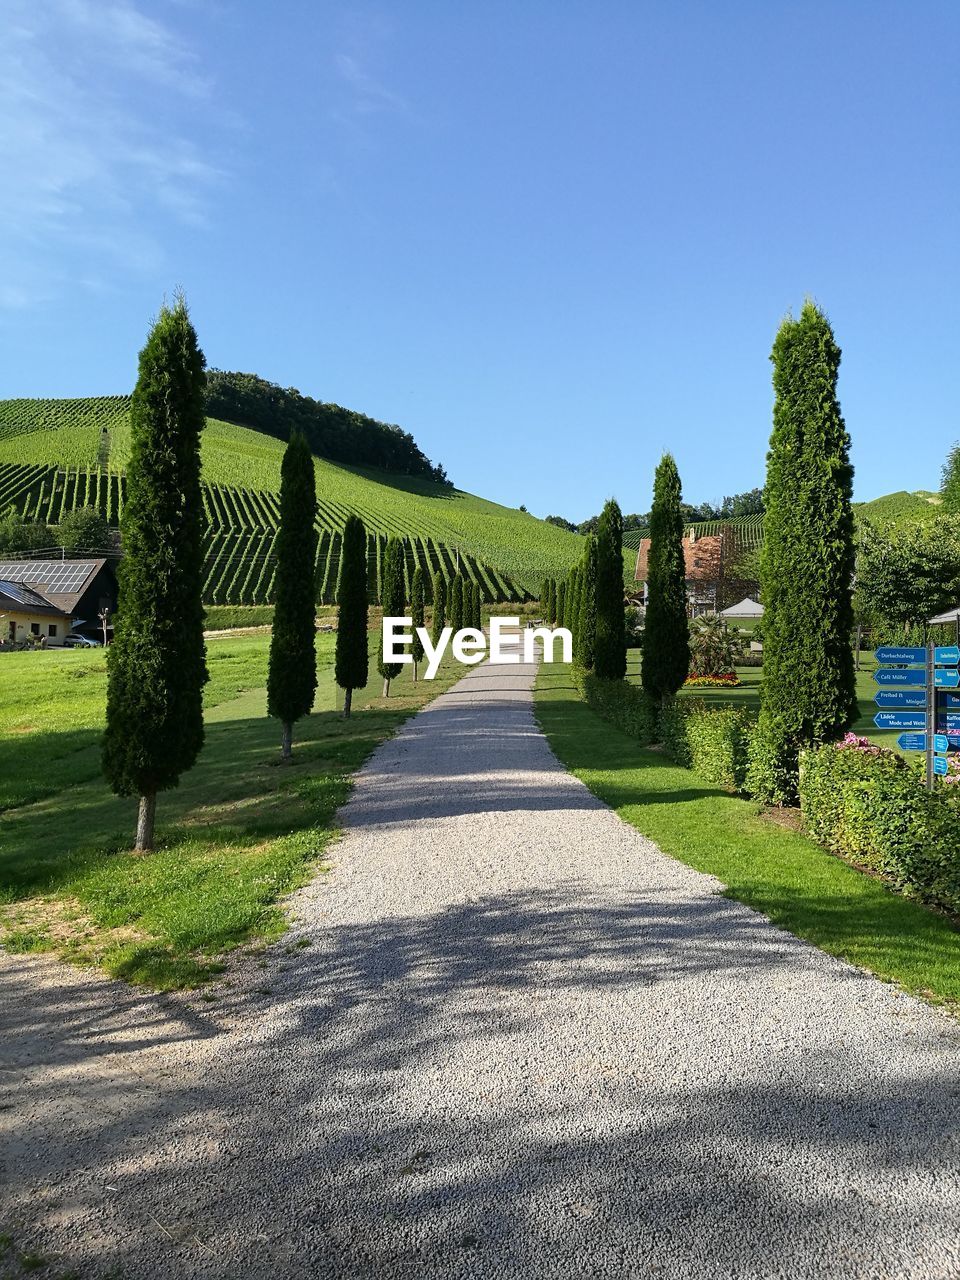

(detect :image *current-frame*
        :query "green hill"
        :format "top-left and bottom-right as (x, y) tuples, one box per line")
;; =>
(852, 490), (942, 528)
(0, 396), (583, 605)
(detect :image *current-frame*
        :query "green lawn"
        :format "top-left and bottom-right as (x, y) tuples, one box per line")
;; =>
(537, 662), (960, 1013)
(626, 648), (905, 751)
(0, 633), (464, 989)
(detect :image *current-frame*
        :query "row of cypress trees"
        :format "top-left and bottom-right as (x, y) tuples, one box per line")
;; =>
(632, 302), (857, 803)
(541, 498), (626, 679)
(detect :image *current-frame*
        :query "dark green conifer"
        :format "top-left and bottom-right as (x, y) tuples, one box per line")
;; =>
(593, 499), (627, 680)
(641, 455), (689, 704)
(377, 536), (406, 696)
(103, 297), (208, 851)
(431, 571), (447, 648)
(335, 514), (368, 717)
(411, 565), (425, 680)
(750, 301), (858, 802)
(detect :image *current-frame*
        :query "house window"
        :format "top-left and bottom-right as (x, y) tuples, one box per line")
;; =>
(30, 623), (40, 635)
(48, 625), (58, 638)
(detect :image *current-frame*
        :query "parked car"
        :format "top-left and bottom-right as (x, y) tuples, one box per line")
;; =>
(63, 633), (102, 648)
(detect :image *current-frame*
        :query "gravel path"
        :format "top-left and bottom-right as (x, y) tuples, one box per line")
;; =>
(4, 654), (960, 1279)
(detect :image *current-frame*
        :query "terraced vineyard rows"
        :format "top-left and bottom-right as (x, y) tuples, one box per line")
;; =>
(1, 396), (584, 602)
(0, 460), (530, 605)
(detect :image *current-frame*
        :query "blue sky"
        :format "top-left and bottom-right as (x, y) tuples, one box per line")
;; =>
(2, 2), (957, 521)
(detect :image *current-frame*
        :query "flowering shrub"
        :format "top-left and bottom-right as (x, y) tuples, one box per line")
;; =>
(684, 673), (742, 688)
(838, 731), (886, 756)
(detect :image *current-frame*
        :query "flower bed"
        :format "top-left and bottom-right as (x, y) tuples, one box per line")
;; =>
(684, 673), (742, 688)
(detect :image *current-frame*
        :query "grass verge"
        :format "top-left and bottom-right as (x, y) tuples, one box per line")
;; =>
(0, 633), (463, 989)
(536, 663), (960, 1013)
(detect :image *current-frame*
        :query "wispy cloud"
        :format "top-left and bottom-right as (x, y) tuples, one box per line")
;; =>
(0, 0), (224, 310)
(335, 52), (408, 117)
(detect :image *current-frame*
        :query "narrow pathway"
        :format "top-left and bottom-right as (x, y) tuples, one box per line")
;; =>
(3, 656), (960, 1279)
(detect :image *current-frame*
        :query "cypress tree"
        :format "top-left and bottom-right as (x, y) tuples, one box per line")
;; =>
(751, 300), (858, 802)
(577, 536), (598, 668)
(556, 581), (566, 633)
(472, 580), (482, 631)
(449, 574), (464, 634)
(335, 514), (368, 717)
(411, 565), (425, 681)
(378, 536), (406, 696)
(268, 434), (319, 760)
(431, 571), (447, 648)
(593, 499), (627, 679)
(641, 454), (689, 704)
(103, 297), (208, 852)
(547, 579), (557, 625)
(541, 578), (550, 618)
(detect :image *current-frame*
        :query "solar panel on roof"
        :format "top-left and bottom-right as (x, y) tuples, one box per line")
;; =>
(0, 560), (95, 595)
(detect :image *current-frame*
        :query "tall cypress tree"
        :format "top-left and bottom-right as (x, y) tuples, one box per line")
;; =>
(593, 499), (627, 679)
(378, 536), (406, 696)
(751, 300), (858, 802)
(431, 571), (447, 648)
(335, 514), (368, 717)
(268, 434), (319, 759)
(641, 454), (689, 704)
(556, 581), (566, 633)
(411, 565), (425, 681)
(103, 297), (208, 852)
(449, 573), (464, 634)
(541, 578), (550, 618)
(577, 536), (598, 669)
(547, 579), (557, 625)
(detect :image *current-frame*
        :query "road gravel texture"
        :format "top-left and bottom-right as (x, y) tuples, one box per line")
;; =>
(3, 654), (960, 1279)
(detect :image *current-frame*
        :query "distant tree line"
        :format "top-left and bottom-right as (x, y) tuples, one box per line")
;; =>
(205, 370), (449, 484)
(545, 486), (764, 537)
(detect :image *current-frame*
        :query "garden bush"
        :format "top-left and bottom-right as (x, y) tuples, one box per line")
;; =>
(659, 699), (753, 791)
(573, 670), (656, 745)
(800, 737), (960, 915)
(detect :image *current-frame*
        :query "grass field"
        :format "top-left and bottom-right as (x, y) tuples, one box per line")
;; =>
(537, 662), (960, 1013)
(0, 632), (464, 989)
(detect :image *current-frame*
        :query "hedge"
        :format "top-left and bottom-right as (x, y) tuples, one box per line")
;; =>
(660, 699), (753, 792)
(573, 669), (656, 745)
(799, 739), (960, 916)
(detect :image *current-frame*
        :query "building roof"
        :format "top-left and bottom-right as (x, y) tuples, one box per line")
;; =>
(930, 606), (960, 623)
(0, 580), (70, 618)
(719, 597), (764, 617)
(0, 559), (107, 614)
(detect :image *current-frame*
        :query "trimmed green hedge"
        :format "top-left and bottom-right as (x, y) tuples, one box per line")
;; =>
(660, 699), (753, 792)
(800, 742), (960, 915)
(574, 669), (656, 745)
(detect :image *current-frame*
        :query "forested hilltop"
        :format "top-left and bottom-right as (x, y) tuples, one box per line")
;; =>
(205, 370), (448, 484)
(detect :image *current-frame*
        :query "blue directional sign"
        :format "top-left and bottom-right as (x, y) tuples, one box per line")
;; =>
(935, 669), (960, 688)
(875, 646), (926, 664)
(874, 711), (926, 730)
(943, 694), (960, 708)
(874, 689), (926, 708)
(935, 646), (960, 665)
(934, 755), (950, 776)
(874, 668), (926, 686)
(945, 714), (960, 729)
(896, 732), (948, 752)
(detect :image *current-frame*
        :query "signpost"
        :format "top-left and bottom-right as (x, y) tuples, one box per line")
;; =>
(874, 690), (926, 708)
(874, 643), (958, 791)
